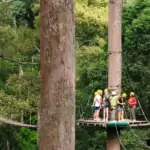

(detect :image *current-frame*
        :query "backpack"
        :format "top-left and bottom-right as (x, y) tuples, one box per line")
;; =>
(104, 97), (110, 107)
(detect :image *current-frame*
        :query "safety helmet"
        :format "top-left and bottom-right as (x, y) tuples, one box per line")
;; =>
(104, 88), (108, 92)
(122, 92), (127, 98)
(94, 92), (98, 96)
(130, 92), (135, 96)
(97, 89), (103, 94)
(112, 91), (116, 96)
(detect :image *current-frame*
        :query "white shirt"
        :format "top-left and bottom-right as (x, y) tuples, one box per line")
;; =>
(94, 95), (101, 107)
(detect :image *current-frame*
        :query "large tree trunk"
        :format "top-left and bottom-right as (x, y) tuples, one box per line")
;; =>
(107, 0), (123, 150)
(40, 0), (75, 149)
(108, 0), (122, 94)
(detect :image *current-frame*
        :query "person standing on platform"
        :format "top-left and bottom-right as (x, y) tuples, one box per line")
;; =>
(117, 92), (127, 121)
(103, 88), (110, 122)
(92, 90), (103, 121)
(128, 92), (137, 121)
(110, 91), (118, 121)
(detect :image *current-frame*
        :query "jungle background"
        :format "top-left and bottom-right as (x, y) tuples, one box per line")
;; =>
(0, 0), (150, 149)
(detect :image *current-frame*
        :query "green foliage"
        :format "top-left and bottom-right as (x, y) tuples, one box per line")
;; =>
(76, 0), (108, 120)
(76, 126), (106, 150)
(76, 1), (108, 46)
(0, 0), (150, 149)
(122, 0), (150, 118)
(17, 128), (37, 150)
(0, 69), (39, 122)
(0, 125), (19, 150)
(0, 2), (13, 26)
(122, 129), (150, 150)
(0, 125), (37, 150)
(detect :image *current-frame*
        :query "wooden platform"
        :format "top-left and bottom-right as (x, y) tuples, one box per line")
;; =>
(76, 118), (150, 128)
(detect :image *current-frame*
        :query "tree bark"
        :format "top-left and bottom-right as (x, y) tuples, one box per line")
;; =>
(106, 127), (120, 150)
(107, 0), (123, 150)
(40, 0), (75, 150)
(108, 0), (122, 93)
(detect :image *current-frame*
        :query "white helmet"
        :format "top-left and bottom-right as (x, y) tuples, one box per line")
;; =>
(112, 91), (116, 96)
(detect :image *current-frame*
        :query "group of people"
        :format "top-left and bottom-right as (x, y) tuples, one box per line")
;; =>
(92, 89), (137, 122)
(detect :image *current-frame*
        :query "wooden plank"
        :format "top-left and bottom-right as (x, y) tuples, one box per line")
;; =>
(76, 119), (150, 128)
(130, 123), (150, 127)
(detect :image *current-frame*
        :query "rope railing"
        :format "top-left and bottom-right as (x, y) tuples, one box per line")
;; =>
(0, 53), (38, 65)
(124, 108), (150, 149)
(125, 69), (149, 122)
(115, 124), (127, 150)
(0, 115), (37, 128)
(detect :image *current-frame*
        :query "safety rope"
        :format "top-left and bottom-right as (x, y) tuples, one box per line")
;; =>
(0, 115), (37, 128)
(115, 123), (127, 150)
(0, 53), (38, 65)
(122, 55), (150, 148)
(79, 75), (108, 119)
(122, 54), (149, 122)
(124, 65), (149, 122)
(124, 109), (150, 149)
(80, 86), (95, 118)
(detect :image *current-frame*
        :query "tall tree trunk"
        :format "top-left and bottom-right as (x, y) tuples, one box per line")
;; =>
(40, 0), (75, 150)
(108, 0), (122, 94)
(107, 0), (123, 150)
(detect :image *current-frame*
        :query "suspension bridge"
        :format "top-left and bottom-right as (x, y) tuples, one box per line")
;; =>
(0, 115), (37, 128)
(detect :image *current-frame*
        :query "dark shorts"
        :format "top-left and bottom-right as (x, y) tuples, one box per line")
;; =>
(117, 106), (123, 112)
(104, 101), (110, 108)
(94, 106), (100, 110)
(104, 105), (110, 108)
